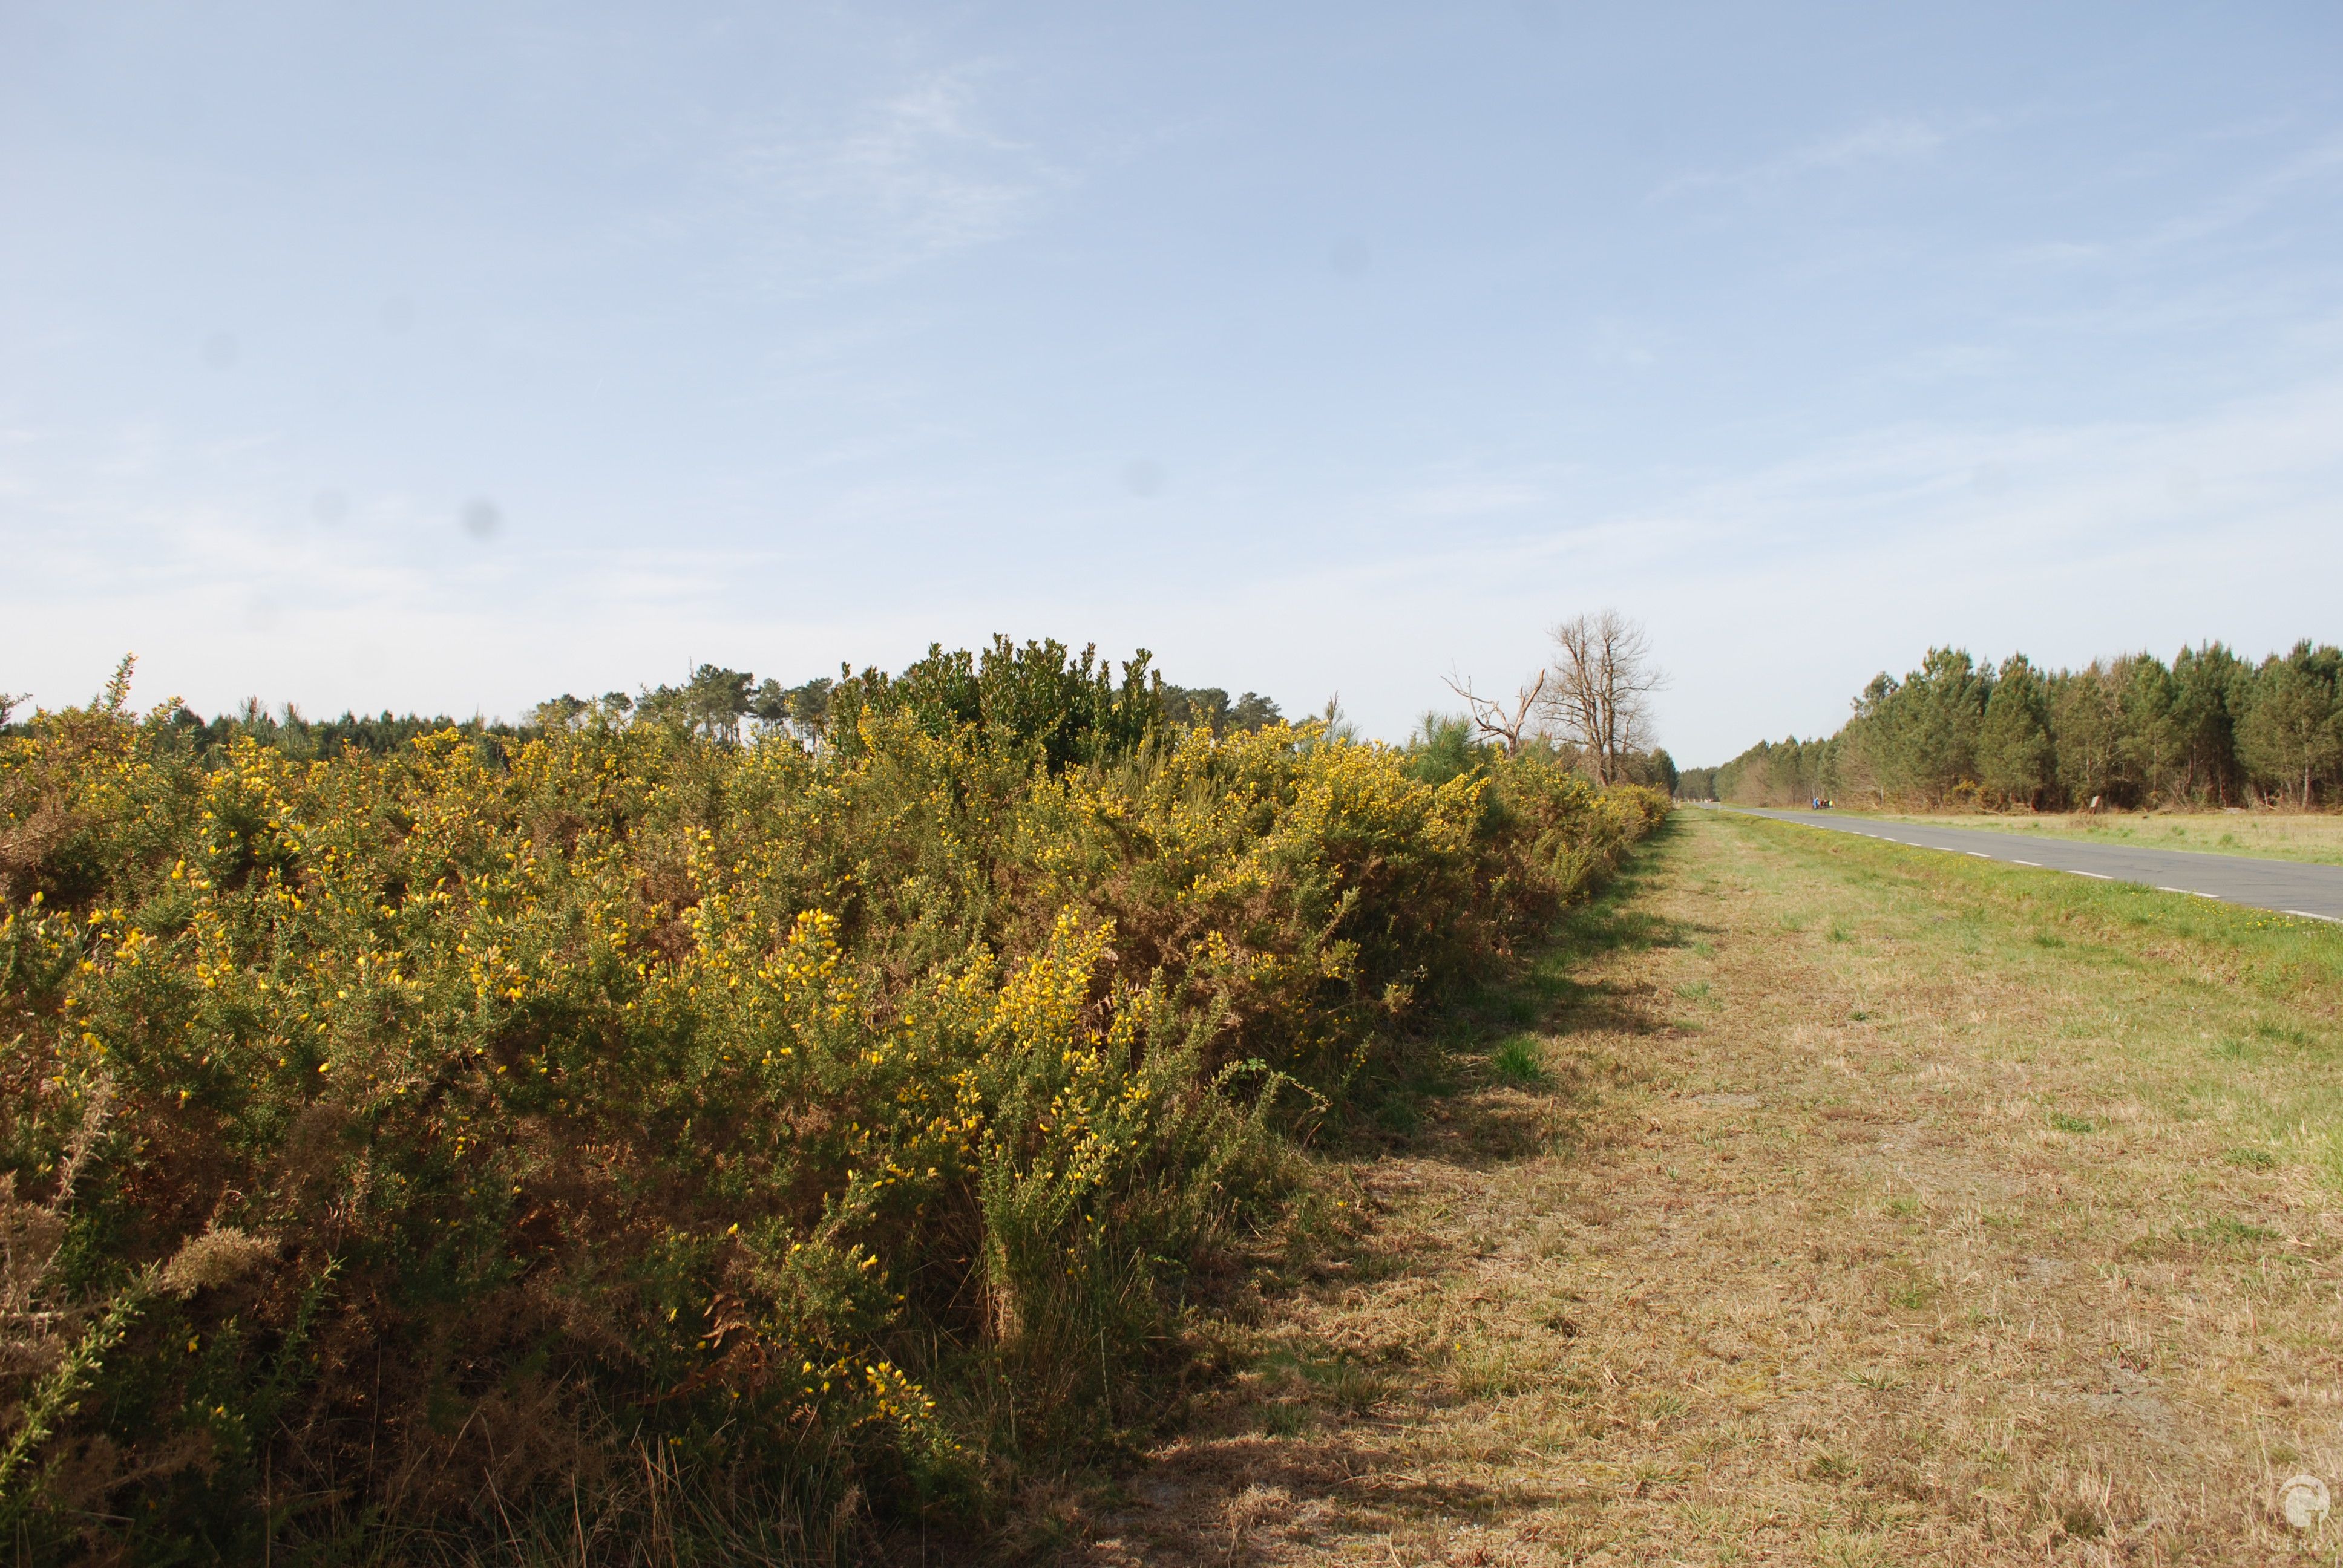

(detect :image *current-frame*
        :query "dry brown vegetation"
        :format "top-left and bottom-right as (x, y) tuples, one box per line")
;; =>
(1053, 809), (2343, 1566)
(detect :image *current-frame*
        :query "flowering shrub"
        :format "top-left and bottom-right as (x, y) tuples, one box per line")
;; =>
(0, 673), (1662, 1560)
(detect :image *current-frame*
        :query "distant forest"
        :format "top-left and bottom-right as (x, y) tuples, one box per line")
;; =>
(1681, 641), (2343, 811)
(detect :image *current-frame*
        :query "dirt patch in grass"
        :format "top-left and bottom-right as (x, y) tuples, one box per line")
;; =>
(1063, 811), (2343, 1565)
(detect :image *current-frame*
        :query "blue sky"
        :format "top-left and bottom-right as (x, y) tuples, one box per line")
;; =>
(4, 2), (2339, 762)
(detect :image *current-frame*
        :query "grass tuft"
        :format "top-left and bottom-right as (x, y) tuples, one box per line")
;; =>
(1490, 1034), (1550, 1086)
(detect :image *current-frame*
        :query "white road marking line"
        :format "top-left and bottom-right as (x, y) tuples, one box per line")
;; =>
(1746, 812), (2333, 922)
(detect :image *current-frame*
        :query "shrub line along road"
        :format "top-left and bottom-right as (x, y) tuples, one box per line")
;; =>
(1711, 804), (2343, 921)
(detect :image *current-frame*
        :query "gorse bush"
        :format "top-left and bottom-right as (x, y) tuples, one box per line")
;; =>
(0, 648), (1664, 1563)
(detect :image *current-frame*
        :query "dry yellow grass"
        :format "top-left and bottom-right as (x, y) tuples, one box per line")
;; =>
(1855, 808), (2343, 868)
(1061, 810), (2343, 1566)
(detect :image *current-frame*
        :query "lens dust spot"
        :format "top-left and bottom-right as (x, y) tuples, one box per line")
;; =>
(1122, 460), (1165, 499)
(201, 332), (240, 370)
(461, 498), (503, 540)
(1329, 237), (1370, 276)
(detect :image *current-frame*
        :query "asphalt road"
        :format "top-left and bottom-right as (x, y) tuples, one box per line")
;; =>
(1715, 806), (2343, 923)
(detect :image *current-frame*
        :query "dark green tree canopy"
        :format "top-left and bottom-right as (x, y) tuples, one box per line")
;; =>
(828, 636), (1163, 773)
(1696, 639), (2342, 809)
(1157, 685), (1284, 736)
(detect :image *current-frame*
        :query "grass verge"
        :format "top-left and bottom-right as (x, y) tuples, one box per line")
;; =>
(1846, 807), (2343, 869)
(1063, 808), (2343, 1565)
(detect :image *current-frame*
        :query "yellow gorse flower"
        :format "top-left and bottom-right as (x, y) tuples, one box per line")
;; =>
(0, 659), (1664, 1543)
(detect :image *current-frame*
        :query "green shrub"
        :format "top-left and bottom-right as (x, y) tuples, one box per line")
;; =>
(0, 661), (1662, 1560)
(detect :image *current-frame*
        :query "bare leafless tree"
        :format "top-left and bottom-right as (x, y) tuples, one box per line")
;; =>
(1441, 668), (1546, 756)
(1541, 610), (1665, 785)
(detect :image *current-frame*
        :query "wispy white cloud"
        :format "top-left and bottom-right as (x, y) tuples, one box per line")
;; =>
(1176, 368), (2343, 756)
(1394, 477), (1551, 518)
(1793, 117), (1948, 171)
(2002, 240), (2106, 267)
(710, 62), (1065, 292)
(1991, 129), (2343, 284)
(2147, 129), (2343, 248)
(1650, 114), (1971, 203)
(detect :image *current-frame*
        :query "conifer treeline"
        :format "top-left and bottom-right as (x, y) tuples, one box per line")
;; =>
(1684, 641), (2343, 810)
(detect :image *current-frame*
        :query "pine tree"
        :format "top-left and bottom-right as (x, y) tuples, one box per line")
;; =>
(2237, 645), (2342, 806)
(1976, 655), (2054, 808)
